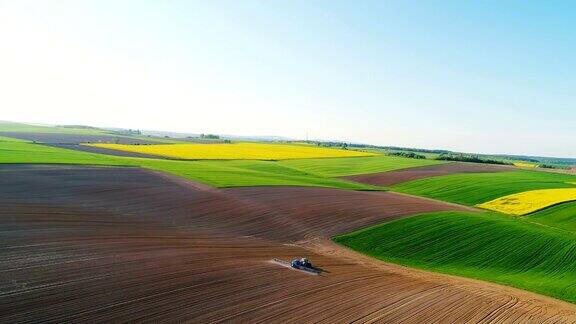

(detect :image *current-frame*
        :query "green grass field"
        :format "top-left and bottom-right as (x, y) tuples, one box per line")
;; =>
(392, 170), (576, 205)
(335, 211), (576, 303)
(0, 140), (377, 190)
(280, 155), (445, 177)
(525, 201), (576, 232)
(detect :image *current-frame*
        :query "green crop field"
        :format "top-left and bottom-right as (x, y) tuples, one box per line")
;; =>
(392, 170), (576, 205)
(0, 135), (28, 142)
(280, 155), (445, 177)
(0, 121), (108, 134)
(0, 139), (376, 190)
(335, 211), (576, 303)
(525, 202), (576, 232)
(129, 135), (187, 144)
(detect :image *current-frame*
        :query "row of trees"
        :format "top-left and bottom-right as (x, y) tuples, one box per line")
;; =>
(200, 134), (220, 139)
(435, 154), (511, 165)
(388, 151), (426, 159)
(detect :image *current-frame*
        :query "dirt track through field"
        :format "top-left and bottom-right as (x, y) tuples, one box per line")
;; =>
(1, 165), (574, 323)
(344, 162), (514, 187)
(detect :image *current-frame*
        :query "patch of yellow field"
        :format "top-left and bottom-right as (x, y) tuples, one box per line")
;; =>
(477, 188), (576, 215)
(513, 162), (537, 168)
(86, 142), (377, 160)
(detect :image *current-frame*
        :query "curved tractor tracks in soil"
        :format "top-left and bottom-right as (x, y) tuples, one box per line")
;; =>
(0, 165), (575, 323)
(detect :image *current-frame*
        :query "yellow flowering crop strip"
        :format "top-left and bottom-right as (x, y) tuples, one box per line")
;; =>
(477, 188), (576, 215)
(85, 142), (377, 160)
(513, 162), (537, 168)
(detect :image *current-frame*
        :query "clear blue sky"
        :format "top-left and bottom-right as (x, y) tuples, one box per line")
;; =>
(1, 1), (575, 157)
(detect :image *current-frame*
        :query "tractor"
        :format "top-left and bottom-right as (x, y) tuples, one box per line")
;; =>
(291, 257), (313, 270)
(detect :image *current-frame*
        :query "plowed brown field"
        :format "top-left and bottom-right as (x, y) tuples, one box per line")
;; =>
(1, 165), (574, 323)
(344, 162), (514, 187)
(0, 132), (157, 144)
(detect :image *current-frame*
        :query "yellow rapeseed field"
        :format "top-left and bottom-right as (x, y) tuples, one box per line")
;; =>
(513, 162), (538, 168)
(86, 142), (377, 160)
(477, 188), (576, 215)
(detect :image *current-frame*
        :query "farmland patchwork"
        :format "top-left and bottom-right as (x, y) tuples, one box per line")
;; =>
(2, 126), (576, 318)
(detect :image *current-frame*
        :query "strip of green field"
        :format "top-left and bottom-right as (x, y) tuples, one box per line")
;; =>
(525, 202), (576, 232)
(0, 136), (28, 143)
(0, 121), (184, 143)
(0, 121), (107, 135)
(128, 135), (186, 144)
(0, 140), (376, 190)
(335, 211), (576, 303)
(392, 170), (576, 205)
(279, 155), (445, 177)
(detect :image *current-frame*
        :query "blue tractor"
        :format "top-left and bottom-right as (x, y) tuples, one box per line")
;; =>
(291, 257), (313, 270)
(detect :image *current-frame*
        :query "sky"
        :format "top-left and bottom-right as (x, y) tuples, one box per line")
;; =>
(1, 1), (575, 157)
